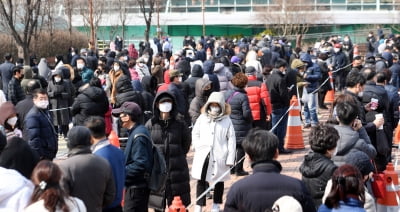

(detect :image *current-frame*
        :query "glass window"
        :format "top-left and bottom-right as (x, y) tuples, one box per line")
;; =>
(380, 4), (393, 9)
(331, 5), (347, 9)
(237, 0), (251, 4)
(317, 0), (330, 4)
(171, 0), (187, 6)
(317, 5), (331, 10)
(363, 4), (376, 9)
(253, 6), (269, 11)
(171, 7), (187, 12)
(347, 5), (362, 9)
(348, 0), (361, 3)
(188, 0), (202, 5)
(332, 0), (345, 3)
(236, 6), (251, 11)
(220, 0), (235, 4)
(205, 6), (219, 11)
(188, 7), (202, 12)
(253, 0), (269, 3)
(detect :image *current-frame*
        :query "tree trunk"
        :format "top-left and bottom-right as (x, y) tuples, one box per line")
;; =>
(296, 34), (302, 48)
(17, 44), (30, 65)
(145, 22), (150, 42)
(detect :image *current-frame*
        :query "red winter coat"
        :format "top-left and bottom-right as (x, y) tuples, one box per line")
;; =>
(245, 75), (272, 120)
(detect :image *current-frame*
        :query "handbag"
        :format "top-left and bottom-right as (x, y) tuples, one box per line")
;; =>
(371, 160), (386, 198)
(148, 191), (166, 211)
(301, 87), (309, 103)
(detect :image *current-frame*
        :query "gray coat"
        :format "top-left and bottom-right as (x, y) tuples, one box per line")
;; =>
(332, 125), (377, 166)
(47, 69), (72, 126)
(59, 147), (115, 212)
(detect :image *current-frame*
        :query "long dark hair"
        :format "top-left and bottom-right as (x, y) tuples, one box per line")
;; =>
(29, 160), (69, 212)
(325, 164), (365, 209)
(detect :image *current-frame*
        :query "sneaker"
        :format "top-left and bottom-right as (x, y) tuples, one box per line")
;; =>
(303, 123), (311, 128)
(279, 149), (293, 154)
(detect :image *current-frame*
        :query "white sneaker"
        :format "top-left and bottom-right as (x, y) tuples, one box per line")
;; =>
(210, 208), (220, 212)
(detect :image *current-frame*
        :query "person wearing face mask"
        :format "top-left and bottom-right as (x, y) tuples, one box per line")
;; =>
(191, 92), (236, 212)
(25, 89), (58, 160)
(189, 78), (213, 125)
(47, 69), (72, 139)
(7, 66), (26, 105)
(299, 124), (338, 208)
(167, 69), (189, 124)
(266, 59), (291, 154)
(0, 102), (22, 139)
(330, 43), (349, 91)
(145, 92), (192, 210)
(109, 60), (127, 105)
(135, 57), (151, 81)
(75, 57), (94, 84)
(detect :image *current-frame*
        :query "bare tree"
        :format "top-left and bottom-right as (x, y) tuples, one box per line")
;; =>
(78, 0), (106, 47)
(118, 0), (129, 43)
(64, 0), (75, 37)
(0, 0), (42, 64)
(137, 0), (155, 42)
(258, 0), (319, 47)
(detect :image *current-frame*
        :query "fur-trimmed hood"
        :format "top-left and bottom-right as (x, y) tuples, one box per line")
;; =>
(200, 92), (231, 120)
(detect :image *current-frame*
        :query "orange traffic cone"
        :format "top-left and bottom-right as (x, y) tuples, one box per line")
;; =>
(167, 196), (186, 212)
(393, 120), (400, 147)
(108, 130), (120, 148)
(324, 71), (335, 105)
(376, 163), (400, 211)
(285, 95), (305, 149)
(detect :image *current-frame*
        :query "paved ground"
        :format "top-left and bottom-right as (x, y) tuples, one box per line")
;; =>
(55, 106), (400, 212)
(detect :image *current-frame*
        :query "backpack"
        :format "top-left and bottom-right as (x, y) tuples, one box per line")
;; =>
(133, 133), (168, 193)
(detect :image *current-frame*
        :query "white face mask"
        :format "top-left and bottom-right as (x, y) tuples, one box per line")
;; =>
(114, 65), (120, 71)
(358, 91), (363, 98)
(209, 106), (221, 115)
(334, 48), (340, 53)
(54, 77), (61, 82)
(178, 77), (182, 82)
(77, 63), (84, 69)
(7, 116), (18, 126)
(35, 100), (49, 109)
(159, 102), (172, 113)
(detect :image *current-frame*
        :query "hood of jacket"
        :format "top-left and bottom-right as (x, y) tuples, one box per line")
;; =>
(300, 53), (312, 67)
(203, 60), (215, 74)
(334, 125), (360, 156)
(0, 167), (34, 203)
(82, 85), (107, 102)
(151, 91), (178, 122)
(191, 64), (204, 78)
(195, 78), (212, 98)
(213, 63), (225, 73)
(0, 102), (16, 126)
(51, 67), (63, 78)
(201, 92), (231, 119)
(23, 66), (33, 79)
(300, 151), (335, 178)
(141, 75), (157, 94)
(116, 74), (134, 93)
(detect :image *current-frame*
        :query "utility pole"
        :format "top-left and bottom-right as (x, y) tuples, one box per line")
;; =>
(202, 0), (205, 37)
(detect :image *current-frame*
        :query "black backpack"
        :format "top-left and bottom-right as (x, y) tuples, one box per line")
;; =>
(133, 133), (168, 193)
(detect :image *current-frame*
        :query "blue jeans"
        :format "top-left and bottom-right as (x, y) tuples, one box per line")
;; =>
(271, 107), (289, 151)
(303, 92), (319, 125)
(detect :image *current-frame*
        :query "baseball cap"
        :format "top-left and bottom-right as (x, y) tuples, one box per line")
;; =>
(112, 102), (142, 117)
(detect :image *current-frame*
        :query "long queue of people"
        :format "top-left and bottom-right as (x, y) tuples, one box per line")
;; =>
(0, 30), (400, 212)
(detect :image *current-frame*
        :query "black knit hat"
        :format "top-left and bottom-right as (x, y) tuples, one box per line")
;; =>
(345, 151), (374, 176)
(67, 126), (92, 149)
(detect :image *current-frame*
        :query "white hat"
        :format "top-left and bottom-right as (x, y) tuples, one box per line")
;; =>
(271, 196), (303, 212)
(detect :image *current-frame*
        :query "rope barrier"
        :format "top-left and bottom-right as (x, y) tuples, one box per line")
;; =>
(49, 107), (72, 112)
(310, 63), (353, 95)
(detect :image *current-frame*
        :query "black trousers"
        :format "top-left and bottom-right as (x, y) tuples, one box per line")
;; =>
(235, 144), (245, 172)
(123, 187), (150, 212)
(196, 154), (224, 206)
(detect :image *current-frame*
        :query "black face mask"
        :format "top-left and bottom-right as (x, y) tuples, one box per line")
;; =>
(203, 89), (212, 97)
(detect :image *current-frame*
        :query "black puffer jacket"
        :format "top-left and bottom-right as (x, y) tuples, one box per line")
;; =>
(71, 85), (109, 126)
(114, 74), (144, 109)
(145, 91), (192, 206)
(224, 87), (253, 144)
(299, 152), (337, 207)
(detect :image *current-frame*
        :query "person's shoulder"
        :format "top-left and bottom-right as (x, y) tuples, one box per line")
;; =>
(24, 199), (46, 212)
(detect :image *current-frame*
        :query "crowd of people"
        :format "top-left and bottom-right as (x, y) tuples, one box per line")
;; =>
(0, 28), (399, 212)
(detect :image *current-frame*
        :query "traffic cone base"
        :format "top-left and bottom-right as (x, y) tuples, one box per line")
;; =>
(376, 163), (400, 210)
(324, 71), (335, 104)
(285, 95), (305, 150)
(168, 196), (186, 212)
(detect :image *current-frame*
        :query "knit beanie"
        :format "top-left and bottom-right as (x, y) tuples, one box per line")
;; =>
(345, 151), (374, 176)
